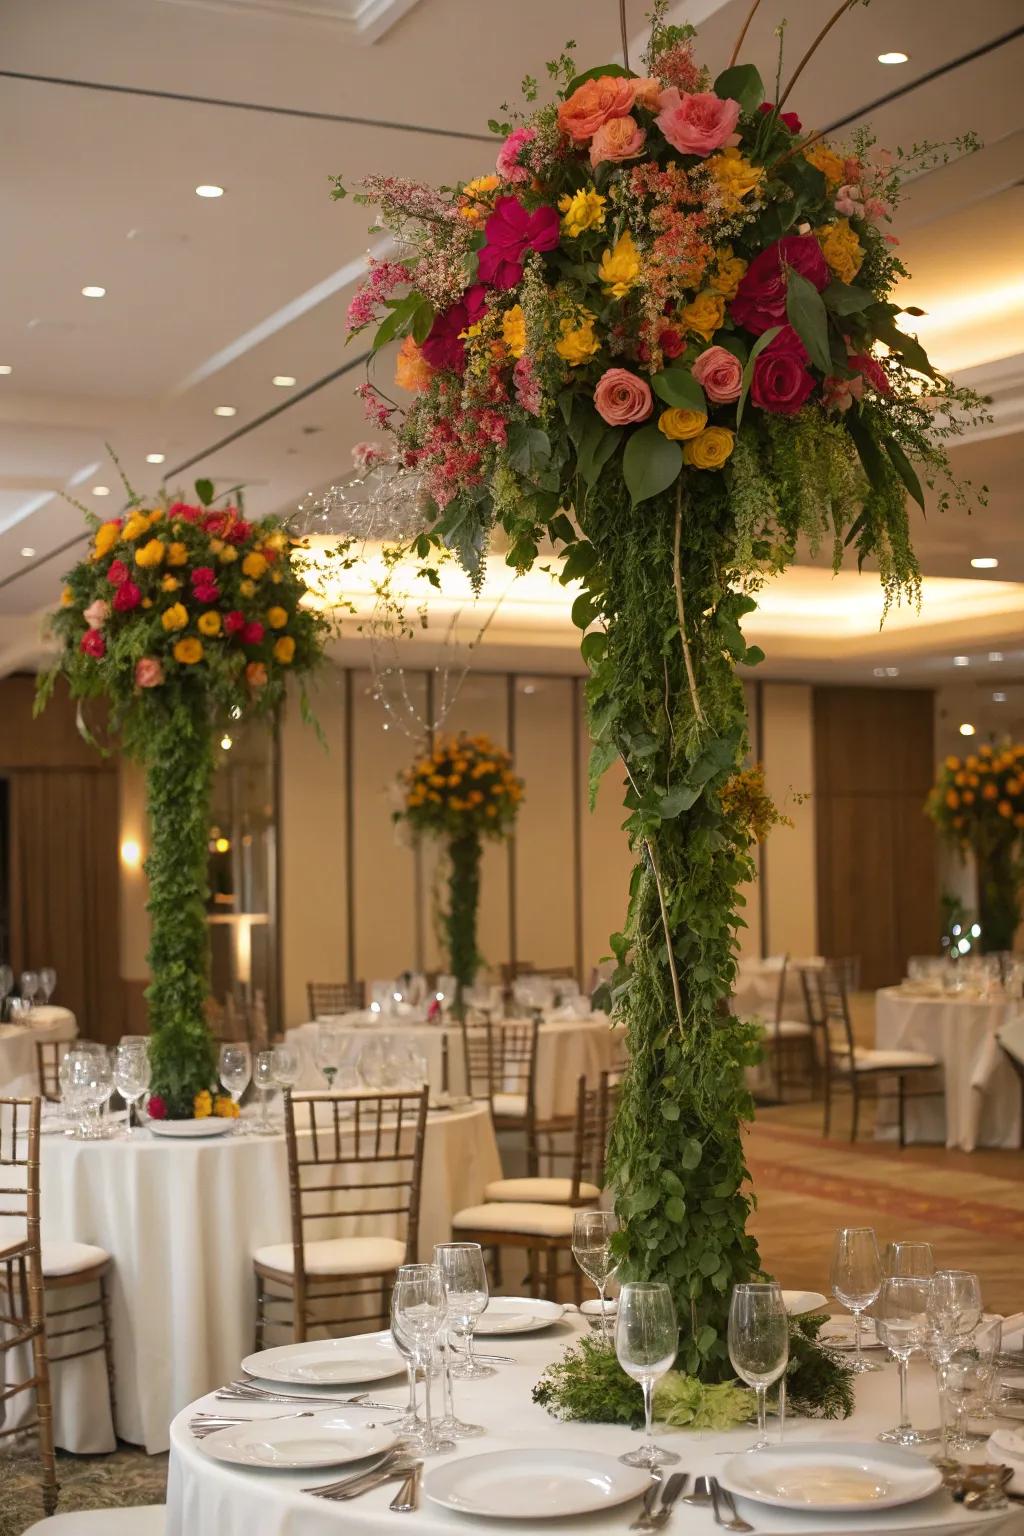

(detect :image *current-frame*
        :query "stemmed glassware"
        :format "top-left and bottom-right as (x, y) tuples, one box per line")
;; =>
(314, 1025), (341, 1089)
(728, 1282), (790, 1452)
(39, 968), (57, 1005)
(0, 965), (12, 1017)
(572, 1210), (619, 1345)
(927, 1268), (983, 1459)
(434, 1241), (492, 1380)
(885, 1241), (934, 1278)
(946, 1316), (1002, 1451)
(876, 1275), (932, 1445)
(271, 1043), (300, 1095)
(615, 1281), (680, 1469)
(253, 1050), (276, 1134)
(113, 1039), (151, 1136)
(389, 1265), (427, 1444)
(391, 1266), (454, 1455)
(219, 1043), (252, 1132)
(432, 1243), (485, 1437)
(20, 971), (40, 1006)
(830, 1227), (883, 1373)
(61, 1046), (114, 1138)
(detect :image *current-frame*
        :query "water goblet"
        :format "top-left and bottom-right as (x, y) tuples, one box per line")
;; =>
(253, 1050), (276, 1133)
(885, 1241), (935, 1278)
(927, 1269), (983, 1458)
(831, 1226), (883, 1373)
(114, 1041), (151, 1136)
(39, 967), (57, 1005)
(389, 1263), (431, 1447)
(313, 1025), (341, 1089)
(392, 1267), (454, 1455)
(271, 1043), (300, 1091)
(432, 1243), (485, 1436)
(946, 1317), (1002, 1450)
(434, 1241), (492, 1380)
(615, 1281), (680, 1469)
(571, 1210), (619, 1346)
(19, 971), (40, 1006)
(219, 1043), (252, 1132)
(728, 1282), (789, 1451)
(876, 1275), (932, 1445)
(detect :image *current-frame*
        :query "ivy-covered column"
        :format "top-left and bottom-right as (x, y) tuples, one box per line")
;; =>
(447, 829), (483, 1016)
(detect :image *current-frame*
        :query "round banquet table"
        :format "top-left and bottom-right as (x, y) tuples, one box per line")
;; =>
(30, 1101), (499, 1454)
(874, 986), (1023, 1150)
(287, 1013), (626, 1121)
(732, 957), (821, 1024)
(0, 1006), (77, 1094)
(165, 1312), (1014, 1536)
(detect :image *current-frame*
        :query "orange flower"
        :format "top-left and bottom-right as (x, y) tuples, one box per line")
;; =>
(395, 334), (433, 392)
(173, 636), (203, 665)
(998, 799), (1014, 818)
(246, 661), (268, 689)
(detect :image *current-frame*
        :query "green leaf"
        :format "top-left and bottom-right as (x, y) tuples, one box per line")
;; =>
(713, 63), (764, 114)
(661, 1102), (681, 1123)
(883, 436), (926, 511)
(659, 784), (701, 819)
(785, 268), (832, 374)
(736, 325), (781, 429)
(564, 63), (631, 96)
(622, 426), (682, 507)
(822, 280), (874, 317)
(548, 512), (576, 545)
(681, 1138), (703, 1170)
(580, 630), (607, 666)
(866, 307), (938, 380)
(371, 291), (419, 350)
(652, 368), (707, 414)
(665, 1195), (686, 1224)
(410, 298), (435, 345)
(577, 417), (623, 488)
(571, 590), (601, 630)
(507, 425), (552, 476)
(194, 478), (215, 507)
(561, 540), (598, 584)
(847, 414), (890, 494)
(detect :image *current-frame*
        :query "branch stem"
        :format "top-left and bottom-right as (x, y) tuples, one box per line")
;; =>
(778, 0), (858, 109)
(673, 486), (706, 728)
(619, 753), (686, 1039)
(727, 0), (763, 69)
(619, 0), (630, 71)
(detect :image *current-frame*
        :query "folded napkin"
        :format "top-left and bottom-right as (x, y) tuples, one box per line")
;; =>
(987, 1427), (1024, 1495)
(999, 1312), (1024, 1353)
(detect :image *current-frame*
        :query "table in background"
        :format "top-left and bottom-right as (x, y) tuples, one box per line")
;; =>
(874, 985), (1022, 1150)
(31, 1101), (499, 1454)
(0, 1006), (77, 1095)
(732, 956), (821, 1024)
(165, 1312), (1007, 1536)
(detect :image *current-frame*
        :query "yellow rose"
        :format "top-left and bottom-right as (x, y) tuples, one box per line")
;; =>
(680, 291), (726, 342)
(210, 538), (224, 554)
(173, 636), (204, 665)
(148, 509), (164, 525)
(161, 575), (181, 592)
(598, 230), (641, 299)
(135, 537), (165, 568)
(273, 635), (295, 665)
(218, 545), (238, 564)
(816, 218), (864, 284)
(213, 1094), (239, 1118)
(239, 579), (256, 599)
(658, 407), (707, 441)
(197, 611), (221, 637)
(60, 586), (74, 607)
(270, 571), (282, 584)
(709, 245), (748, 300)
(682, 427), (735, 470)
(242, 551), (268, 580)
(558, 187), (607, 238)
(161, 602), (188, 632)
(167, 542), (188, 566)
(194, 1089), (212, 1119)
(501, 305), (526, 359)
(706, 146), (764, 215)
(264, 529), (288, 552)
(804, 141), (846, 188)
(122, 513), (150, 541)
(555, 312), (600, 366)
(266, 605), (288, 630)
(458, 174), (501, 223)
(93, 521), (121, 559)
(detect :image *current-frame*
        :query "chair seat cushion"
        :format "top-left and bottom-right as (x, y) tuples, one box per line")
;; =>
(843, 1048), (938, 1072)
(762, 1018), (812, 1038)
(492, 1092), (527, 1119)
(482, 1177), (601, 1204)
(25, 1508), (165, 1535)
(453, 1202), (585, 1238)
(253, 1236), (406, 1276)
(41, 1241), (110, 1279)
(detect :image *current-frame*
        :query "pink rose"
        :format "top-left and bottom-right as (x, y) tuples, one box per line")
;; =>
(655, 89), (740, 157)
(692, 346), (743, 404)
(135, 657), (165, 689)
(589, 114), (646, 168)
(594, 368), (653, 426)
(80, 629), (105, 658)
(731, 234), (830, 335)
(242, 621), (265, 646)
(496, 125), (537, 185)
(83, 598), (110, 630)
(750, 326), (816, 416)
(224, 610), (246, 636)
(112, 580), (142, 613)
(850, 353), (890, 395)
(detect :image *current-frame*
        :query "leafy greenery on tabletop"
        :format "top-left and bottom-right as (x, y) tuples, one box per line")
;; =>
(927, 742), (1024, 952)
(37, 465), (333, 1117)
(395, 733), (523, 1013)
(337, 0), (986, 1393)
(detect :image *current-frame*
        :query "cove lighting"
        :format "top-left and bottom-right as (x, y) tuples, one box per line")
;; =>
(272, 375), (296, 387)
(953, 655), (969, 667)
(120, 838), (142, 869)
(92, 485), (110, 497)
(959, 722), (976, 737)
(195, 184), (224, 198)
(214, 405), (237, 417)
(990, 652), (1004, 663)
(994, 692), (1008, 703)
(146, 452), (166, 465)
(878, 51), (909, 64)
(81, 285), (106, 298)
(971, 557), (999, 569)
(0, 365), (11, 375)
(20, 547), (35, 558)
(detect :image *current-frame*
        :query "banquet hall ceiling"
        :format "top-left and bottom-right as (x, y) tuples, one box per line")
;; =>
(1, 0), (1023, 678)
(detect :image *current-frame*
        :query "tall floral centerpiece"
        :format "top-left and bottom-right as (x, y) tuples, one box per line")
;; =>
(340, 5), (982, 1384)
(395, 733), (523, 1012)
(927, 743), (1024, 953)
(38, 477), (330, 1118)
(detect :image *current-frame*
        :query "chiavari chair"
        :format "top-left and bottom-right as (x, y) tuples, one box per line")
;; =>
(307, 980), (366, 1018)
(253, 1086), (429, 1346)
(752, 956), (816, 1101)
(35, 1043), (63, 1104)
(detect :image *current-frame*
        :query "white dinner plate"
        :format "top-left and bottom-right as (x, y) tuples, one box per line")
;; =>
(424, 1448), (650, 1519)
(242, 1332), (403, 1386)
(719, 1442), (942, 1513)
(474, 1297), (565, 1335)
(817, 1316), (886, 1351)
(147, 1117), (235, 1138)
(200, 1406), (397, 1470)
(781, 1289), (828, 1316)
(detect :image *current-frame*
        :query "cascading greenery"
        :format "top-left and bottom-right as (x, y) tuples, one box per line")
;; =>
(446, 831), (484, 1008)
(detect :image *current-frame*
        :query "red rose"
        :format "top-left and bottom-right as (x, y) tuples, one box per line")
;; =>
(242, 621), (265, 646)
(190, 566), (215, 586)
(659, 328), (684, 359)
(112, 580), (142, 612)
(850, 352), (891, 395)
(106, 559), (130, 587)
(168, 501), (201, 522)
(193, 584), (220, 604)
(731, 235), (829, 335)
(203, 511), (230, 536)
(224, 517), (253, 545)
(751, 326), (816, 416)
(224, 610), (246, 636)
(146, 1094), (167, 1120)
(757, 102), (803, 134)
(80, 629), (106, 658)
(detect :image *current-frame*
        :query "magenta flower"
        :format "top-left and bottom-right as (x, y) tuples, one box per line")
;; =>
(731, 235), (830, 336)
(496, 126), (537, 185)
(421, 284), (488, 372)
(477, 196), (560, 291)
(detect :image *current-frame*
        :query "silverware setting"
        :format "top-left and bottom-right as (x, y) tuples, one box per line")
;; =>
(631, 1470), (688, 1530)
(449, 1346), (515, 1364)
(389, 1459), (424, 1512)
(304, 1446), (420, 1500)
(684, 1475), (754, 1532)
(216, 1381), (399, 1410)
(190, 1409), (315, 1439)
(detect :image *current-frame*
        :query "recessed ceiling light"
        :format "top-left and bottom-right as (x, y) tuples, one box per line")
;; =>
(92, 485), (110, 496)
(953, 656), (969, 667)
(993, 692), (1008, 703)
(885, 666), (900, 678)
(971, 556), (999, 569)
(0, 365), (12, 375)
(145, 453), (166, 464)
(272, 375), (296, 387)
(878, 51), (908, 64)
(20, 546), (35, 558)
(81, 285), (106, 298)
(989, 651), (1004, 663)
(214, 404), (237, 417)
(195, 184), (225, 198)
(959, 722), (976, 737)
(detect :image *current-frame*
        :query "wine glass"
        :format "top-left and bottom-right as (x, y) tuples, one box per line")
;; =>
(572, 1210), (619, 1345)
(314, 1025), (341, 1088)
(927, 1269), (983, 1458)
(391, 1267), (454, 1455)
(389, 1265), (429, 1445)
(219, 1043), (252, 1132)
(434, 1241), (492, 1380)
(946, 1317), (1002, 1450)
(114, 1040), (151, 1137)
(876, 1275), (932, 1445)
(728, 1282), (789, 1452)
(39, 967), (57, 1005)
(20, 971), (40, 1006)
(885, 1241), (934, 1278)
(432, 1243), (486, 1436)
(271, 1043), (300, 1093)
(0, 965), (13, 1019)
(253, 1050), (276, 1134)
(615, 1281), (680, 1468)
(830, 1227), (883, 1373)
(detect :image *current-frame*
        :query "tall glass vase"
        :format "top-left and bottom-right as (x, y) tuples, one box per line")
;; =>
(445, 830), (482, 1021)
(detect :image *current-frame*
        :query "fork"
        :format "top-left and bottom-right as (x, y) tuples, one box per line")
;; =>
(389, 1460), (424, 1512)
(217, 1383), (398, 1410)
(190, 1409), (315, 1439)
(709, 1477), (754, 1533)
(303, 1447), (417, 1496)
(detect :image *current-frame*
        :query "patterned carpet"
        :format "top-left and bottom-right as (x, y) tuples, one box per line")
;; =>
(0, 1442), (166, 1536)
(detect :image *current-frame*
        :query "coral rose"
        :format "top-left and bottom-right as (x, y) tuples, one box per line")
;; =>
(631, 77), (664, 111)
(658, 407), (707, 441)
(557, 74), (636, 143)
(590, 115), (646, 168)
(750, 326), (816, 416)
(173, 637), (204, 665)
(83, 598), (110, 630)
(134, 657), (164, 689)
(655, 89), (740, 157)
(80, 629), (105, 658)
(246, 661), (268, 690)
(594, 368), (653, 426)
(273, 635), (296, 665)
(682, 427), (735, 469)
(112, 580), (141, 613)
(692, 345), (743, 404)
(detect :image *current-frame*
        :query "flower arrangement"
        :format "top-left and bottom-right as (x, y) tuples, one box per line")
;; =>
(147, 1088), (239, 1122)
(38, 469), (331, 1117)
(336, 2), (985, 1389)
(395, 734), (523, 1010)
(927, 742), (1024, 952)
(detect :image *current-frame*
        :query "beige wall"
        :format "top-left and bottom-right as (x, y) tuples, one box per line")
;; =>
(760, 682), (817, 959)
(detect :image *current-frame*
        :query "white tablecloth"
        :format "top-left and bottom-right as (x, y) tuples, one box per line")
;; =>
(874, 987), (1023, 1150)
(0, 1007), (77, 1095)
(29, 1102), (499, 1454)
(166, 1313), (1014, 1536)
(733, 958), (821, 1024)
